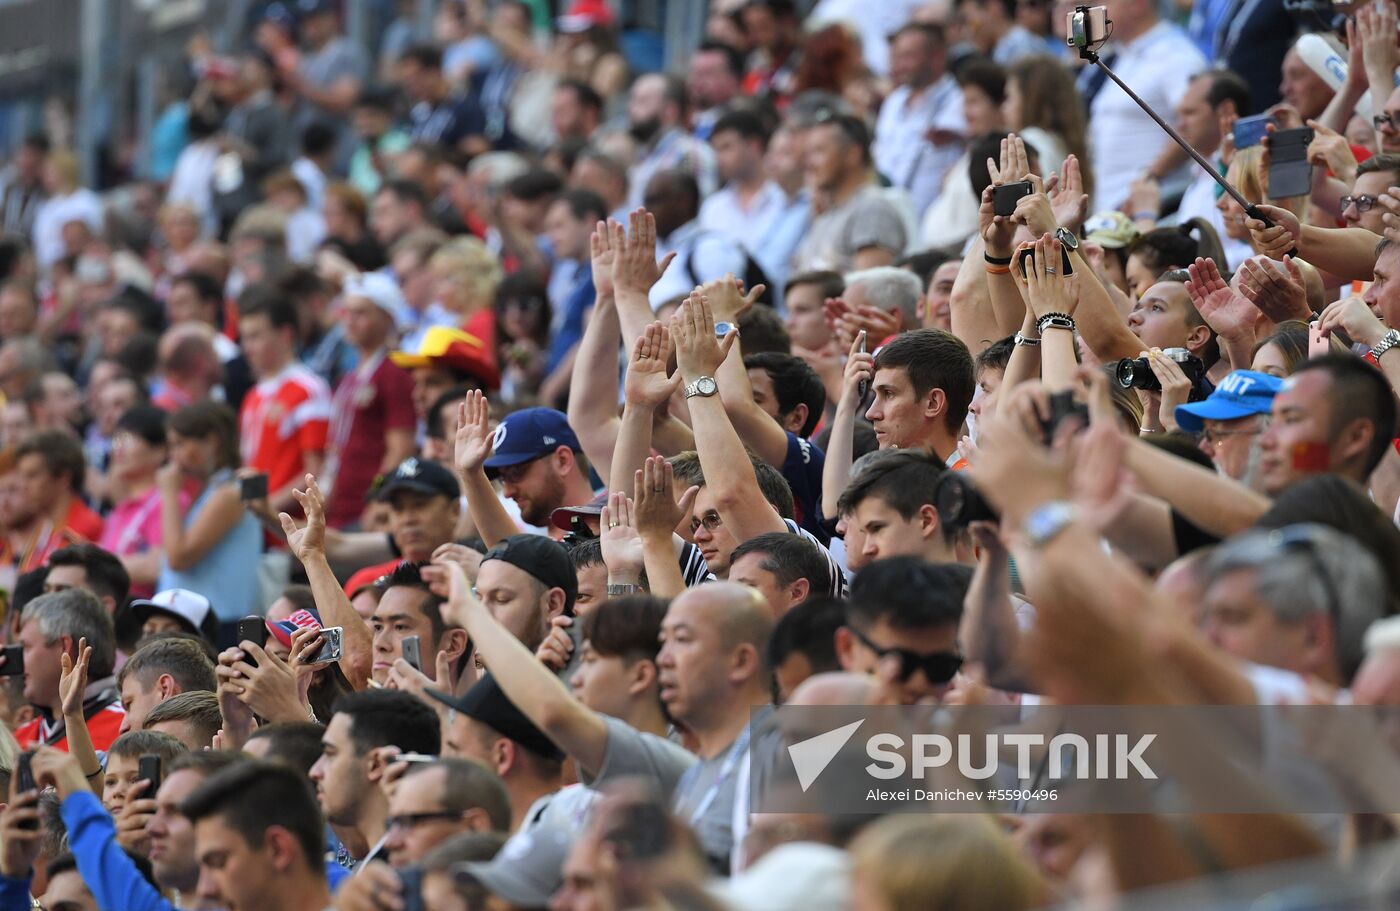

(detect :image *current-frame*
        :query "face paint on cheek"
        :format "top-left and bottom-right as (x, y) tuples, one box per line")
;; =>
(1290, 441), (1331, 473)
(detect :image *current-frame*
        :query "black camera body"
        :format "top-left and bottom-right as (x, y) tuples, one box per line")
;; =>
(1114, 347), (1211, 401)
(935, 473), (998, 531)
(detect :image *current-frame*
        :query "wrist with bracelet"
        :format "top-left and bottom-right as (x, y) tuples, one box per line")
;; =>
(1035, 312), (1076, 334)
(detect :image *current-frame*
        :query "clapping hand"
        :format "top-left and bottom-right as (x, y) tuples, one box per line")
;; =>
(1185, 257), (1260, 341)
(1236, 255), (1312, 325)
(624, 322), (683, 410)
(612, 209), (676, 296)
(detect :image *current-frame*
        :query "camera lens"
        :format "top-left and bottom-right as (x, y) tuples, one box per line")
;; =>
(1114, 357), (1160, 392)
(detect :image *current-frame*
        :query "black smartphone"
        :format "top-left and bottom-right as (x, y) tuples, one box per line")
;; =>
(398, 867), (425, 911)
(400, 635), (422, 672)
(138, 754), (162, 795)
(16, 752), (35, 829)
(0, 644), (24, 677)
(1267, 127), (1314, 199)
(856, 331), (869, 402)
(992, 180), (1033, 217)
(239, 473), (269, 501)
(1017, 245), (1074, 279)
(1042, 390), (1090, 444)
(237, 616), (267, 667)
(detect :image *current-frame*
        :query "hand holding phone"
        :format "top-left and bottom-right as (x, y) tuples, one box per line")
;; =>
(306, 627), (344, 665)
(992, 181), (1033, 217)
(236, 617), (267, 668)
(400, 635), (422, 672)
(856, 331), (869, 401)
(1308, 321), (1330, 358)
(0, 645), (24, 677)
(239, 473), (269, 502)
(138, 755), (163, 795)
(15, 753), (36, 830)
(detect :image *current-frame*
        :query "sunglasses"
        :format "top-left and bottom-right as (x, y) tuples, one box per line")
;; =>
(847, 625), (963, 684)
(1341, 194), (1379, 213)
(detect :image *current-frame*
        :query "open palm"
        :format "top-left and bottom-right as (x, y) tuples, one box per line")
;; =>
(1186, 257), (1257, 339)
(624, 323), (682, 409)
(454, 391), (495, 475)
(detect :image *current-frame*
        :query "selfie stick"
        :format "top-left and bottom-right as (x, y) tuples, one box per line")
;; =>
(1072, 11), (1279, 233)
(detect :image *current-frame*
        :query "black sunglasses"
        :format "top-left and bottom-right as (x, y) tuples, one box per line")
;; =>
(847, 625), (963, 684)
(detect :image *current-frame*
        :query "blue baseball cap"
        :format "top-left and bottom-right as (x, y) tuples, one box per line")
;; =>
(1174, 369), (1283, 433)
(482, 408), (581, 478)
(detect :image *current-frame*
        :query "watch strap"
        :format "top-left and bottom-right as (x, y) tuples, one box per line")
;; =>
(1013, 331), (1041, 347)
(1023, 501), (1078, 548)
(1372, 328), (1400, 360)
(607, 583), (641, 596)
(1036, 312), (1076, 334)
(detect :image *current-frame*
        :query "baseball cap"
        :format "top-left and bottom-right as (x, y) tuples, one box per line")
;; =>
(344, 560), (398, 600)
(480, 534), (578, 615)
(129, 589), (220, 645)
(1083, 211), (1140, 250)
(375, 457), (460, 502)
(266, 607), (321, 648)
(713, 842), (850, 911)
(425, 674), (565, 761)
(1174, 369), (1283, 433)
(342, 272), (407, 325)
(482, 408), (580, 477)
(549, 492), (607, 533)
(557, 0), (615, 32)
(453, 827), (572, 907)
(391, 326), (501, 391)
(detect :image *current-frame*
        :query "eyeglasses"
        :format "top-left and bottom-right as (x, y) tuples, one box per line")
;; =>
(386, 811), (464, 831)
(690, 510), (724, 534)
(1375, 112), (1399, 131)
(496, 456), (545, 485)
(1341, 194), (1380, 213)
(1201, 426), (1262, 447)
(846, 625), (963, 684)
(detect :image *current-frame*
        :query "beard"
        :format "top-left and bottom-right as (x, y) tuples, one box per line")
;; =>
(518, 471), (568, 528)
(628, 116), (663, 145)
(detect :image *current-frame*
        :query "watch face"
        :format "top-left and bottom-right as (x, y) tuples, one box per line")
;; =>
(697, 377), (718, 395)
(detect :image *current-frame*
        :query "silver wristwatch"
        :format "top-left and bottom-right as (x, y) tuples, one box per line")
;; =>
(683, 376), (719, 399)
(1054, 226), (1079, 251)
(607, 583), (641, 596)
(1023, 501), (1078, 549)
(1371, 328), (1400, 361)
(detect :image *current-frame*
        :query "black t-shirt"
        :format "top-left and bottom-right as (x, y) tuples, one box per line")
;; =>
(408, 95), (487, 150)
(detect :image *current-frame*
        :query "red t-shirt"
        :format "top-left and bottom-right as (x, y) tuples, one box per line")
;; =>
(239, 363), (332, 494)
(64, 497), (104, 543)
(325, 351), (416, 528)
(15, 699), (125, 751)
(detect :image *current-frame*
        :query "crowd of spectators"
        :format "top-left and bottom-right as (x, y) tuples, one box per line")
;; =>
(0, 0), (1398, 909)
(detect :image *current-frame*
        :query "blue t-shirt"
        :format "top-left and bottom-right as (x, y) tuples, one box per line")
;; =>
(782, 431), (828, 544)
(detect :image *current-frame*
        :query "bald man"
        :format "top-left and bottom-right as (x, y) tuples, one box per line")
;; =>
(156, 323), (224, 408)
(449, 577), (775, 873)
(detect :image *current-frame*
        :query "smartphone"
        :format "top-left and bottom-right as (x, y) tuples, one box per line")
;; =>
(0, 644), (24, 677)
(992, 181), (1033, 217)
(239, 473), (269, 501)
(1267, 127), (1314, 199)
(1233, 114), (1275, 150)
(1308, 321), (1330, 358)
(16, 753), (35, 829)
(1017, 244), (1073, 279)
(307, 627), (344, 665)
(236, 616), (267, 667)
(139, 754), (163, 795)
(397, 867), (425, 911)
(1066, 5), (1109, 49)
(400, 635), (422, 673)
(856, 331), (869, 402)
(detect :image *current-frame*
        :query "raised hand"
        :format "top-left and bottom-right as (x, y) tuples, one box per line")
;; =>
(623, 322), (683, 410)
(988, 133), (1032, 184)
(600, 490), (644, 582)
(535, 615), (574, 672)
(670, 291), (736, 381)
(612, 209), (676, 296)
(978, 184), (1017, 256)
(1358, 1), (1399, 90)
(833, 304), (902, 349)
(1011, 172), (1058, 238)
(1305, 120), (1358, 185)
(1123, 174), (1161, 222)
(1236, 255), (1311, 324)
(1185, 256), (1260, 340)
(1045, 155), (1089, 231)
(454, 390), (495, 476)
(223, 640), (308, 724)
(1022, 234), (1081, 319)
(0, 786), (40, 877)
(59, 637), (91, 718)
(1244, 205), (1302, 261)
(278, 474), (327, 563)
(1317, 295), (1389, 348)
(634, 456), (698, 542)
(699, 273), (763, 325)
(590, 219), (617, 299)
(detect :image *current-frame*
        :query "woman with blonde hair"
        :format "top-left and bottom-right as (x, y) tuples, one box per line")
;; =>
(1004, 54), (1094, 198)
(849, 814), (1046, 911)
(1218, 146), (1309, 253)
(429, 236), (505, 355)
(32, 148), (104, 272)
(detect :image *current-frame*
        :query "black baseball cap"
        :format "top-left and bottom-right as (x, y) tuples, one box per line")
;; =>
(375, 457), (459, 502)
(480, 534), (577, 616)
(425, 674), (564, 761)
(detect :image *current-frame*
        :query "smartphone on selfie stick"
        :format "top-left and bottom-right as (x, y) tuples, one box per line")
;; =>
(1065, 6), (1290, 249)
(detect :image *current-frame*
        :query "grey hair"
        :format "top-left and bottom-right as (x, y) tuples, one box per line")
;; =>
(1202, 524), (1386, 681)
(844, 266), (922, 325)
(20, 589), (117, 680)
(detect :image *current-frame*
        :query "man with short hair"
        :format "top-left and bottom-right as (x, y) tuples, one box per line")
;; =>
(383, 759), (511, 866)
(0, 280), (38, 341)
(728, 532), (829, 616)
(371, 179), (433, 250)
(794, 113), (908, 273)
(236, 286), (331, 513)
(323, 272), (417, 528)
(398, 44), (488, 158)
(958, 0), (1045, 63)
(9, 431), (104, 572)
(551, 79), (603, 142)
(472, 535), (577, 652)
(836, 556), (970, 704)
(625, 73), (717, 210)
(1343, 155), (1400, 234)
(844, 266), (923, 336)
(701, 109), (809, 297)
(689, 41), (745, 140)
(15, 589), (123, 750)
(117, 637), (217, 734)
(1174, 369), (1283, 486)
(476, 407), (595, 532)
(865, 328), (975, 462)
(44, 543), (129, 619)
(143, 691), (222, 752)
(645, 170), (750, 310)
(767, 597), (845, 702)
(1173, 70), (1253, 267)
(1255, 355), (1398, 496)
(128, 588), (222, 649)
(873, 23), (964, 218)
(783, 271), (843, 352)
(309, 689), (441, 869)
(184, 760), (334, 911)
(369, 561), (469, 687)
(390, 326), (500, 422)
(1200, 524), (1386, 687)
(543, 189), (607, 379)
(836, 450), (962, 564)
(103, 729), (188, 819)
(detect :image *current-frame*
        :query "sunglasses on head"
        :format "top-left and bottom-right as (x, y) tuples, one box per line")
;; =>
(847, 625), (963, 684)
